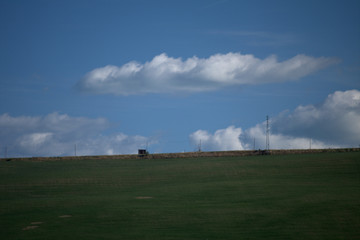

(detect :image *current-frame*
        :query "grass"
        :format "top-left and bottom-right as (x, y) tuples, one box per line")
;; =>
(0, 152), (359, 239)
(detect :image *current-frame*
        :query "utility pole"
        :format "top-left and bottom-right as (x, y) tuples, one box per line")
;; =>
(266, 116), (270, 151)
(198, 139), (202, 152)
(74, 144), (77, 156)
(309, 138), (312, 150)
(253, 138), (256, 150)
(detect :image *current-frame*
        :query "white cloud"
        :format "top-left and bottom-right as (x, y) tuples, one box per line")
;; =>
(189, 90), (360, 150)
(19, 132), (53, 148)
(0, 112), (154, 158)
(189, 126), (245, 151)
(77, 52), (339, 95)
(243, 123), (337, 150)
(270, 89), (360, 146)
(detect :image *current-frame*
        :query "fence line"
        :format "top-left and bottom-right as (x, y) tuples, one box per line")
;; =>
(1, 148), (359, 162)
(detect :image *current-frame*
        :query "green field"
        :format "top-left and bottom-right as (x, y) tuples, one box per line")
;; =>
(1, 152), (359, 240)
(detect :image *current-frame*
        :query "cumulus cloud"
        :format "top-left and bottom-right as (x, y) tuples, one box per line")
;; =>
(189, 126), (245, 151)
(77, 52), (339, 95)
(0, 112), (154, 158)
(270, 89), (360, 146)
(243, 123), (338, 150)
(189, 90), (360, 150)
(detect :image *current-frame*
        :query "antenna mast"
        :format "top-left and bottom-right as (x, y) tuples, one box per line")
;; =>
(266, 116), (270, 151)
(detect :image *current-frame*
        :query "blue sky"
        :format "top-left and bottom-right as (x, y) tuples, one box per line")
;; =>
(1, 0), (359, 157)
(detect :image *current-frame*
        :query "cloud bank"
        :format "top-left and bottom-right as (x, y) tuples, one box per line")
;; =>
(189, 90), (360, 151)
(0, 113), (153, 158)
(77, 52), (339, 95)
(3, 90), (358, 157)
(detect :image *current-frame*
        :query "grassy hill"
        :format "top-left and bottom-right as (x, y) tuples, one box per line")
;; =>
(1, 152), (359, 239)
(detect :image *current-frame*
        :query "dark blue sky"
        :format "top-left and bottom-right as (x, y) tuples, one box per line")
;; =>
(1, 0), (359, 157)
